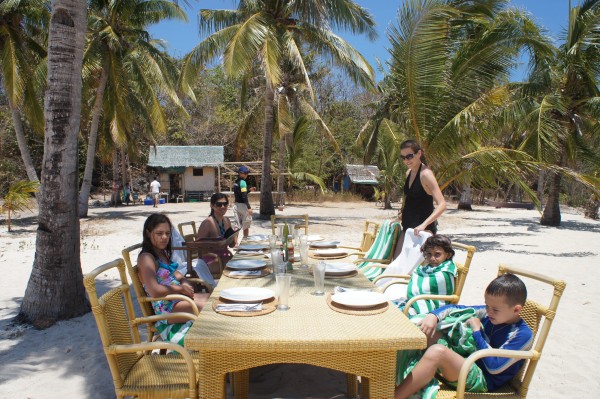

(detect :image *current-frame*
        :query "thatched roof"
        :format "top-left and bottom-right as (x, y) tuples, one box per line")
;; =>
(345, 164), (380, 185)
(147, 146), (224, 168)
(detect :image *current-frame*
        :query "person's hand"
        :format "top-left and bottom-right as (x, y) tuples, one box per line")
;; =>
(417, 313), (439, 337)
(179, 282), (194, 298)
(413, 223), (427, 236)
(247, 208), (253, 215)
(250, 187), (257, 192)
(467, 317), (482, 332)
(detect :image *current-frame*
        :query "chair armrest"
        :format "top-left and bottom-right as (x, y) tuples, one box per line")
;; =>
(140, 294), (200, 315)
(372, 274), (411, 284)
(107, 342), (197, 390)
(402, 294), (459, 316)
(135, 312), (198, 325)
(354, 258), (391, 265)
(187, 277), (214, 293)
(337, 245), (362, 251)
(455, 349), (539, 399)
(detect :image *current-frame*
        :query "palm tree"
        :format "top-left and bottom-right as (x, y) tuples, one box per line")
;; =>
(357, 0), (556, 207)
(78, 0), (187, 217)
(518, 0), (600, 225)
(0, 180), (39, 232)
(0, 0), (49, 190)
(285, 116), (327, 192)
(181, 0), (377, 219)
(18, 0), (88, 328)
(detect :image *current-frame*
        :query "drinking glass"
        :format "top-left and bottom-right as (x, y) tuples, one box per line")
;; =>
(299, 234), (309, 269)
(268, 234), (278, 250)
(276, 273), (292, 310)
(270, 248), (284, 274)
(312, 261), (326, 296)
(276, 224), (285, 242)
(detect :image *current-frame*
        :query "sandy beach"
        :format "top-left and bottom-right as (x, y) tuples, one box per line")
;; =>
(0, 200), (598, 398)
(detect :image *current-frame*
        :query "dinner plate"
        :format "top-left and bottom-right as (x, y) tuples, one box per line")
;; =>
(245, 234), (269, 242)
(226, 259), (267, 270)
(306, 235), (323, 242)
(314, 248), (348, 257)
(324, 262), (356, 275)
(219, 287), (275, 303)
(238, 243), (269, 251)
(310, 241), (340, 248)
(331, 291), (388, 308)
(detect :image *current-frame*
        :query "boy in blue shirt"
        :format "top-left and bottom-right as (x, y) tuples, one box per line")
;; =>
(395, 273), (533, 398)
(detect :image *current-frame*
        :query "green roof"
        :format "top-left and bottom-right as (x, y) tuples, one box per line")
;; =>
(148, 146), (224, 168)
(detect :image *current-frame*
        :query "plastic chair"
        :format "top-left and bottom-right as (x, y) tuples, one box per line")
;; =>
(435, 265), (566, 399)
(270, 214), (309, 235)
(374, 240), (476, 316)
(83, 258), (199, 399)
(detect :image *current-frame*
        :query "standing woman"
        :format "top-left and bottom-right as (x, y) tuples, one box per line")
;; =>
(137, 214), (209, 344)
(395, 140), (446, 255)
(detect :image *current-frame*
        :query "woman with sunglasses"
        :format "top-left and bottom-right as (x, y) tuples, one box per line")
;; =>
(395, 140), (446, 255)
(196, 193), (236, 264)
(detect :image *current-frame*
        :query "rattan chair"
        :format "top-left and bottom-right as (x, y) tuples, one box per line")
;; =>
(434, 264), (566, 399)
(271, 214), (309, 234)
(122, 243), (209, 344)
(373, 241), (476, 316)
(177, 221), (197, 241)
(83, 258), (199, 399)
(337, 220), (380, 256)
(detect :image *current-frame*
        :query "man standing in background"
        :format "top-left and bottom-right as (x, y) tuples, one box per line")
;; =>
(233, 166), (254, 241)
(149, 176), (161, 208)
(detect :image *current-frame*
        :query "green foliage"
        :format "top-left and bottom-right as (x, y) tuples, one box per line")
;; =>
(1, 180), (39, 231)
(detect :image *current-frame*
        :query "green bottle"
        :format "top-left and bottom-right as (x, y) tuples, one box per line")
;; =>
(283, 223), (293, 271)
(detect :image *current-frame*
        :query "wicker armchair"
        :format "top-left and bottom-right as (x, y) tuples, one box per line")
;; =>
(435, 265), (566, 399)
(83, 258), (199, 399)
(336, 220), (380, 256)
(270, 214), (309, 235)
(373, 241), (476, 316)
(177, 221), (197, 241)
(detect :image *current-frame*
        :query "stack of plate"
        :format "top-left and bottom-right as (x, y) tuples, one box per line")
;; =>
(245, 234), (269, 242)
(225, 259), (268, 271)
(330, 291), (388, 309)
(324, 262), (356, 277)
(238, 243), (270, 252)
(219, 287), (275, 303)
(313, 248), (348, 257)
(309, 241), (340, 249)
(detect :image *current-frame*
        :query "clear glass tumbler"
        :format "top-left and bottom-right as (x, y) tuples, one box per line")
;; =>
(312, 261), (326, 296)
(276, 273), (292, 310)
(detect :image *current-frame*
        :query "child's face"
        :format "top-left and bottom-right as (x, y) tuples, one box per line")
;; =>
(148, 222), (170, 250)
(423, 246), (451, 267)
(484, 294), (522, 325)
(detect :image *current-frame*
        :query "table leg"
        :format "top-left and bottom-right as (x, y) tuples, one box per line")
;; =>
(346, 373), (358, 398)
(233, 369), (249, 399)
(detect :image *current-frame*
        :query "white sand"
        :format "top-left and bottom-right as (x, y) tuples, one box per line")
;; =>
(0, 200), (598, 398)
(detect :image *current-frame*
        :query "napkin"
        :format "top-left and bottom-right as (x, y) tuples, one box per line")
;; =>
(215, 303), (263, 312)
(334, 286), (373, 294)
(228, 270), (263, 277)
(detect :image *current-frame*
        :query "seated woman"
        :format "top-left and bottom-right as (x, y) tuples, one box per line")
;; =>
(195, 193), (236, 265)
(395, 234), (457, 316)
(137, 214), (209, 345)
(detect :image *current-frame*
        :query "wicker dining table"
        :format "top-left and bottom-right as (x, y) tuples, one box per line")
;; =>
(185, 256), (426, 399)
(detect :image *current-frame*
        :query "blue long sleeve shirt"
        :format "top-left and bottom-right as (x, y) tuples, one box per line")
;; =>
(431, 304), (533, 391)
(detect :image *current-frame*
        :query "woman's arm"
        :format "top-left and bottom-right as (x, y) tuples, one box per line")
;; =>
(416, 168), (447, 233)
(137, 253), (191, 298)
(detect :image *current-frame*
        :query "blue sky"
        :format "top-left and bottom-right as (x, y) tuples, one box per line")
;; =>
(149, 0), (570, 81)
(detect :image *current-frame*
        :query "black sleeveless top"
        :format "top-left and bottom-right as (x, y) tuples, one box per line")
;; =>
(401, 163), (437, 233)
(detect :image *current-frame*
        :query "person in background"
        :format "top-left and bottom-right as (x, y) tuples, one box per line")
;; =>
(233, 165), (254, 242)
(196, 193), (236, 265)
(149, 176), (161, 208)
(395, 140), (446, 258)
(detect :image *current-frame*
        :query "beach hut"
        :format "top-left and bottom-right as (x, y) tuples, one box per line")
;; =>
(341, 164), (380, 198)
(147, 146), (224, 202)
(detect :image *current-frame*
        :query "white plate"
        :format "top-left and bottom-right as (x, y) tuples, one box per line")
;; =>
(226, 259), (267, 270)
(331, 291), (388, 308)
(310, 241), (340, 248)
(219, 287), (275, 303)
(314, 248), (348, 257)
(307, 235), (323, 242)
(238, 243), (269, 251)
(245, 235), (269, 242)
(324, 262), (356, 275)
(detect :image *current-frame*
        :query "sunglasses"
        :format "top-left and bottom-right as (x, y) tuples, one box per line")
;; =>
(214, 202), (229, 208)
(400, 153), (416, 161)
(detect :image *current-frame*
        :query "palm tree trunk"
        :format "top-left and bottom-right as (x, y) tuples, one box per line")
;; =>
(18, 0), (89, 328)
(541, 170), (562, 226)
(7, 96), (40, 194)
(120, 147), (127, 200)
(276, 133), (285, 207)
(584, 193), (599, 220)
(78, 65), (109, 217)
(259, 84), (275, 219)
(111, 149), (121, 206)
(458, 184), (473, 210)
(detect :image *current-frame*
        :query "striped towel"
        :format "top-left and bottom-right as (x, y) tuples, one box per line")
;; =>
(156, 320), (193, 346)
(358, 220), (400, 281)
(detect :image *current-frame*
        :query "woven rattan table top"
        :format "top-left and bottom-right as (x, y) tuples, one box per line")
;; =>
(185, 261), (426, 353)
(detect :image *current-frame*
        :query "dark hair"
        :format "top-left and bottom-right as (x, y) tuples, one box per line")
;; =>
(421, 234), (455, 260)
(209, 192), (229, 216)
(485, 273), (527, 306)
(400, 139), (428, 165)
(141, 213), (172, 261)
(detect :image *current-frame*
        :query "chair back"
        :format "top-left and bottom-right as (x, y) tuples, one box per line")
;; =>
(121, 243), (158, 340)
(497, 265), (566, 397)
(449, 241), (476, 303)
(358, 221), (380, 252)
(358, 221), (401, 280)
(83, 259), (143, 389)
(177, 221), (197, 241)
(271, 214), (309, 235)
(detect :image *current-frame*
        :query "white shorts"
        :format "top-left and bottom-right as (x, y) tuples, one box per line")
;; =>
(234, 203), (252, 230)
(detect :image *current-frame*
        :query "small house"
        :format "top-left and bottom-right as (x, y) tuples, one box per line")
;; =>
(341, 164), (380, 198)
(147, 146), (224, 201)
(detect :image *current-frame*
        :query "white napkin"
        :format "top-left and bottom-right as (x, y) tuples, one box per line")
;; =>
(228, 270), (263, 277)
(215, 303), (263, 312)
(334, 286), (373, 294)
